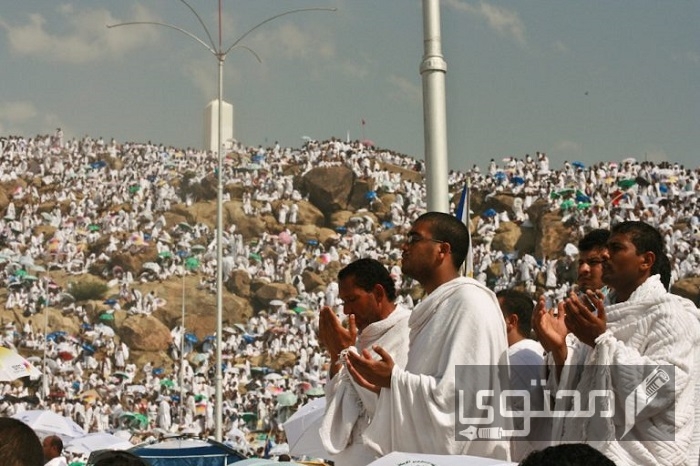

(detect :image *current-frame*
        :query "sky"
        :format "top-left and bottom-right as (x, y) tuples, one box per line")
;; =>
(0, 1), (698, 171)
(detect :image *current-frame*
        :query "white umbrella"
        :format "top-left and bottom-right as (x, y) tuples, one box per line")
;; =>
(367, 452), (516, 466)
(65, 432), (134, 454)
(12, 409), (86, 440)
(0, 346), (42, 382)
(282, 397), (327, 459)
(142, 262), (161, 273)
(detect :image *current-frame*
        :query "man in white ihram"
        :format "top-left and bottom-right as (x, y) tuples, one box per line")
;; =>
(346, 212), (510, 460)
(534, 221), (700, 465)
(318, 258), (410, 466)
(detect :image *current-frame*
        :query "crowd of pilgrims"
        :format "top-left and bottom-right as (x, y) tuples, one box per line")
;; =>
(0, 130), (698, 459)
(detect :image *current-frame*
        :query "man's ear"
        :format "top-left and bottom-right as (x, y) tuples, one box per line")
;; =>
(640, 250), (655, 273)
(373, 283), (387, 301)
(505, 313), (518, 330)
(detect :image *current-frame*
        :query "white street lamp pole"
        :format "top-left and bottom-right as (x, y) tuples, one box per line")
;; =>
(108, 0), (335, 442)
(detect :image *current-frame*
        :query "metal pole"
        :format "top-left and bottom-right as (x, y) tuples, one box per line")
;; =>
(107, 4), (336, 441)
(215, 55), (224, 442)
(180, 274), (185, 425)
(421, 0), (449, 213)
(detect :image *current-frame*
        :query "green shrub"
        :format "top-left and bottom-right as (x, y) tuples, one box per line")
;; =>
(68, 280), (109, 302)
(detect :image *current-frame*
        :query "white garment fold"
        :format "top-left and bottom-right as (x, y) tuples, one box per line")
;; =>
(320, 306), (411, 466)
(361, 277), (511, 460)
(554, 275), (700, 466)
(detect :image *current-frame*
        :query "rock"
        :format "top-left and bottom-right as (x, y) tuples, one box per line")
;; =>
(528, 199), (575, 259)
(671, 277), (700, 306)
(226, 269), (251, 297)
(491, 222), (521, 253)
(302, 270), (325, 294)
(301, 166), (355, 219)
(119, 315), (172, 352)
(348, 177), (375, 211)
(291, 200), (325, 228)
(253, 283), (297, 311)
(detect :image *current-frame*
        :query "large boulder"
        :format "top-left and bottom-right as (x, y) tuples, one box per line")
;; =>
(292, 200), (325, 228)
(253, 283), (297, 311)
(226, 269), (251, 297)
(671, 277), (700, 306)
(119, 315), (172, 352)
(301, 166), (355, 219)
(348, 177), (375, 211)
(491, 222), (522, 253)
(528, 199), (574, 259)
(302, 269), (326, 293)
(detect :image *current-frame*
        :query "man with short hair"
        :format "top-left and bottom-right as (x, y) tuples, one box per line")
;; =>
(534, 221), (700, 465)
(497, 288), (546, 460)
(0, 417), (44, 466)
(42, 435), (67, 466)
(345, 212), (510, 460)
(318, 258), (411, 466)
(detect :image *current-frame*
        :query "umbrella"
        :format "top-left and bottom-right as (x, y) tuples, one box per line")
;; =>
(13, 410), (86, 440)
(617, 178), (637, 189)
(367, 452), (516, 466)
(305, 386), (325, 397)
(185, 257), (200, 270)
(277, 391), (298, 407)
(575, 191), (591, 203)
(160, 378), (175, 388)
(99, 313), (115, 321)
(78, 389), (101, 402)
(572, 161), (585, 169)
(88, 224), (100, 232)
(119, 412), (149, 429)
(282, 397), (327, 458)
(142, 262), (161, 273)
(178, 222), (193, 231)
(510, 176), (525, 186)
(103, 298), (118, 306)
(185, 333), (198, 344)
(46, 331), (67, 341)
(81, 343), (96, 353)
(65, 432), (133, 454)
(190, 244), (206, 253)
(482, 208), (497, 218)
(277, 230), (293, 245)
(239, 412), (257, 423)
(0, 347), (42, 382)
(560, 199), (575, 210)
(158, 251), (172, 259)
(264, 372), (284, 381)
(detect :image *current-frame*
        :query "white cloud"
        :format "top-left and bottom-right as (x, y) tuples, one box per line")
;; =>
(552, 140), (582, 154)
(444, 0), (526, 46)
(0, 4), (161, 64)
(0, 101), (65, 137)
(387, 75), (421, 104)
(0, 101), (38, 123)
(245, 21), (336, 63)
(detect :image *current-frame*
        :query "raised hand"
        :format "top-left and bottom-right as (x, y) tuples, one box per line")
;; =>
(345, 345), (394, 394)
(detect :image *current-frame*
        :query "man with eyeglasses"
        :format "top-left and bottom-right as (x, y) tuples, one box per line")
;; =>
(345, 212), (511, 460)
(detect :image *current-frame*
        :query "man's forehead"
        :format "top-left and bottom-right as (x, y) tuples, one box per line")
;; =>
(580, 246), (607, 257)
